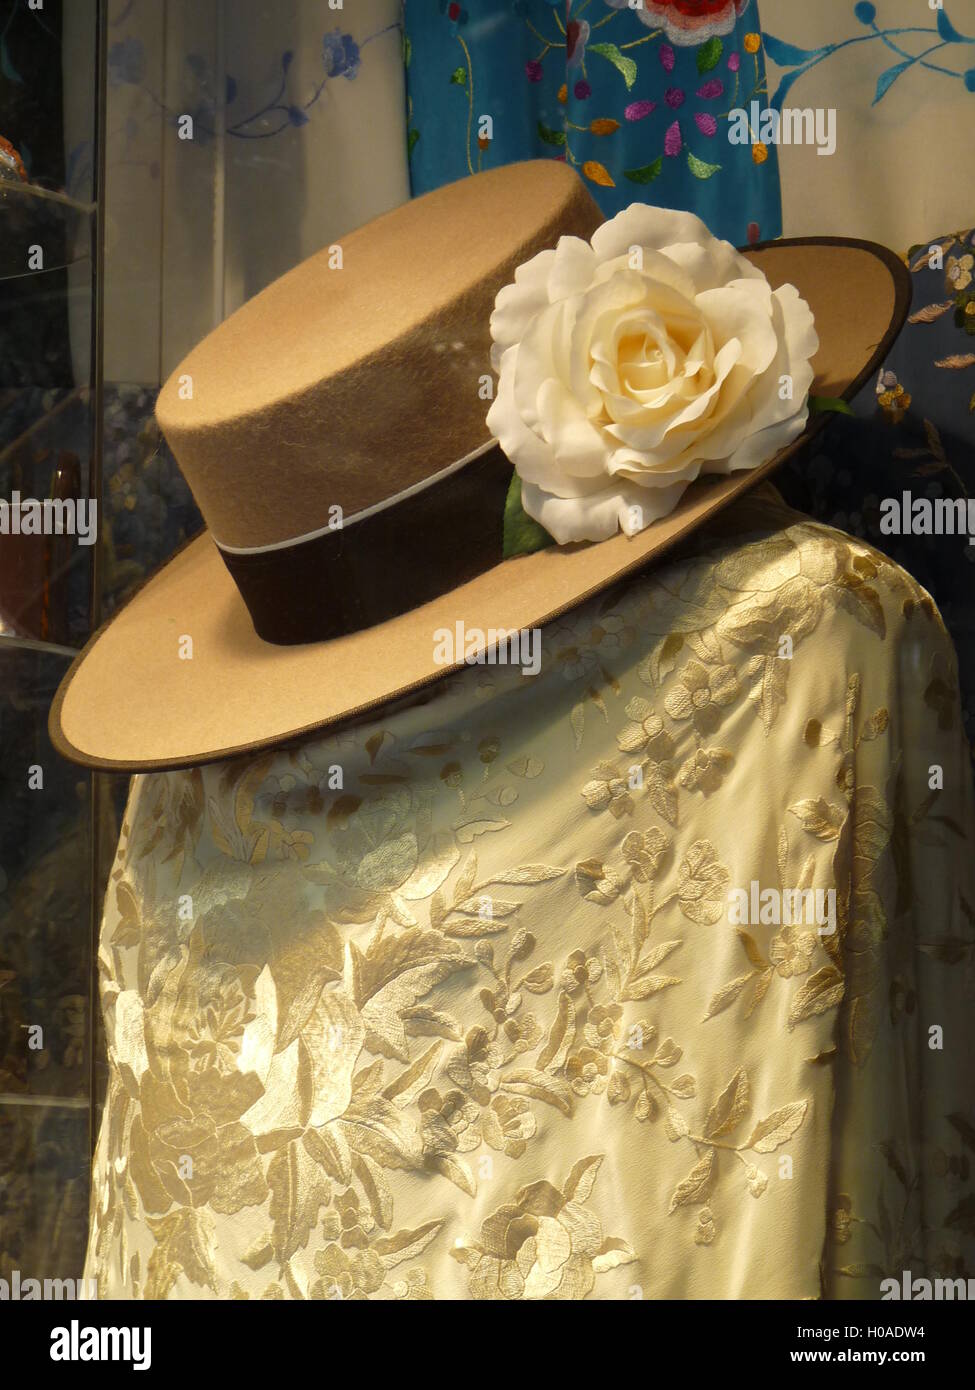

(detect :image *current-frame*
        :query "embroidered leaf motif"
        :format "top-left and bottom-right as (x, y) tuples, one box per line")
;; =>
(592, 1238), (638, 1272)
(787, 965), (845, 1029)
(352, 1150), (393, 1231)
(669, 1150), (714, 1210)
(935, 353), (975, 368)
(624, 157), (662, 185)
(144, 1209), (219, 1300)
(268, 1141), (331, 1265)
(937, 9), (966, 42)
(737, 930), (768, 970)
(590, 117), (620, 135)
(536, 119), (566, 148)
(484, 864), (564, 885)
(582, 159), (615, 188)
(537, 990), (576, 1072)
(696, 37), (723, 74)
(703, 972), (752, 1020)
(449, 66), (467, 85)
(686, 150), (721, 179)
(373, 1220), (443, 1271)
(665, 1105), (689, 1141)
(908, 300), (953, 324)
(789, 796), (845, 841)
(705, 1067), (750, 1138)
(564, 1154), (603, 1204)
(501, 1069), (574, 1115)
(761, 35), (825, 67)
(744, 1100), (808, 1153)
(873, 60), (912, 105)
(588, 42), (637, 90)
(428, 1153), (476, 1196)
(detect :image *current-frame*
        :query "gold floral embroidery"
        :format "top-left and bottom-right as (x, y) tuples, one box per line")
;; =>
(450, 1156), (636, 1300)
(84, 490), (975, 1299)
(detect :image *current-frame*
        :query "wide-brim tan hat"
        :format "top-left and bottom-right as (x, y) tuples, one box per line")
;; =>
(50, 161), (910, 772)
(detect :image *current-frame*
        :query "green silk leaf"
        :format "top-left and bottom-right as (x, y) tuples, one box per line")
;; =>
(503, 472), (556, 560)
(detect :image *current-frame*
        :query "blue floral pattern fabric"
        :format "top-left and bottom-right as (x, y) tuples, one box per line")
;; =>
(403, 0), (782, 247)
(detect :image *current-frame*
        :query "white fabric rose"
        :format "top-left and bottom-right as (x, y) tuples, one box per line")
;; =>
(486, 204), (819, 544)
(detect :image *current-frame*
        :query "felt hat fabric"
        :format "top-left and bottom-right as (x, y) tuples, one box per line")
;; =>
(49, 161), (911, 771)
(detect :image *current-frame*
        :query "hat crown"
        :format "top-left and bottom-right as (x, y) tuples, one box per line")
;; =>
(155, 161), (603, 551)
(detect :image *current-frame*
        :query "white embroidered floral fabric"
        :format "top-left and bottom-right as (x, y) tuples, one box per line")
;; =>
(85, 487), (975, 1300)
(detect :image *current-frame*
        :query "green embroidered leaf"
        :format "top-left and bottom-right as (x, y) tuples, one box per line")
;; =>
(503, 472), (555, 560)
(588, 42), (638, 91)
(402, 34), (412, 68)
(624, 156), (663, 185)
(686, 150), (721, 179)
(809, 395), (854, 416)
(449, 66), (467, 86)
(696, 37), (723, 74)
(537, 120), (567, 148)
(407, 129), (419, 157)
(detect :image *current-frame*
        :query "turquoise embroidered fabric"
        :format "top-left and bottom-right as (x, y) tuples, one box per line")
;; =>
(403, 0), (783, 246)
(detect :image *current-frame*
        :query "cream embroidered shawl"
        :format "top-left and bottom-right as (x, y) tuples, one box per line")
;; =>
(85, 487), (975, 1300)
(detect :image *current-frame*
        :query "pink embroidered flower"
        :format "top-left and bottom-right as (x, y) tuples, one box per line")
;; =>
(604, 0), (748, 49)
(660, 43), (676, 73)
(574, 78), (592, 100)
(696, 78), (724, 99)
(727, 51), (741, 71)
(694, 112), (718, 136)
(624, 99), (657, 121)
(664, 119), (683, 156)
(665, 86), (685, 108)
(525, 59), (543, 83)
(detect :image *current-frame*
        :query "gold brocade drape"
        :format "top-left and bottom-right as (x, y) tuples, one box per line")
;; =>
(85, 488), (975, 1300)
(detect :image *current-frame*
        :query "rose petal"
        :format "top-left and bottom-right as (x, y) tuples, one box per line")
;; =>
(624, 99), (656, 122)
(660, 43), (675, 72)
(694, 113), (718, 136)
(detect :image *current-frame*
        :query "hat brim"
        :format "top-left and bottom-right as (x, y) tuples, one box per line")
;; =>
(50, 237), (911, 772)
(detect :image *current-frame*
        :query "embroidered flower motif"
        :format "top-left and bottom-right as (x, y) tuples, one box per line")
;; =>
(664, 660), (739, 735)
(678, 745), (734, 793)
(560, 948), (605, 993)
(876, 369), (912, 422)
(621, 827), (671, 880)
(953, 288), (975, 336)
(946, 253), (973, 292)
(451, 1156), (635, 1299)
(745, 1163), (768, 1197)
(604, 0), (748, 49)
(567, 1045), (610, 1096)
(752, 140), (768, 164)
(487, 204), (817, 543)
(581, 762), (636, 818)
(438, 0), (468, 34)
(769, 924), (817, 978)
(618, 696), (676, 757)
(743, 32), (762, 54)
(322, 29), (361, 80)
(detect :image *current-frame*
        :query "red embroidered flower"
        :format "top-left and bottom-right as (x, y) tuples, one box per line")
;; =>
(605, 0), (747, 47)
